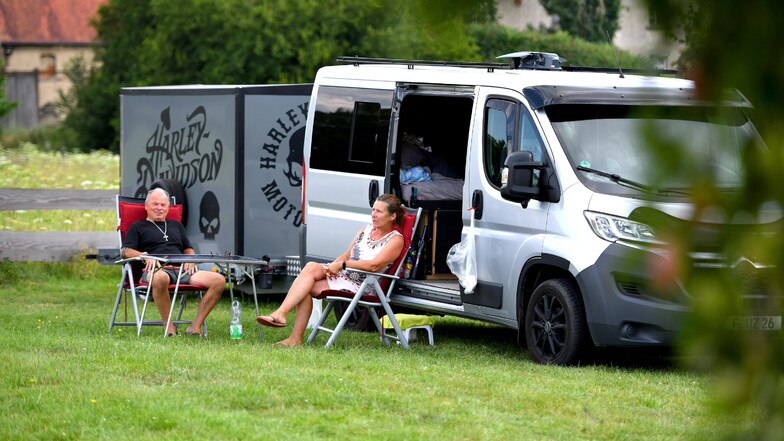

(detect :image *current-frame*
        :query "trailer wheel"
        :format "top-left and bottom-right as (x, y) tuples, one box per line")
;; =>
(525, 279), (585, 365)
(150, 179), (188, 226)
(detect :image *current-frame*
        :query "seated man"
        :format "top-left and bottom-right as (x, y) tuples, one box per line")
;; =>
(121, 188), (225, 336)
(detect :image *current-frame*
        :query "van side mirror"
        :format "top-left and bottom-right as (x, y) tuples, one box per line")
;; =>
(500, 151), (545, 205)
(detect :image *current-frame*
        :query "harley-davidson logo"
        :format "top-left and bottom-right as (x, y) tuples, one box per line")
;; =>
(258, 102), (309, 227)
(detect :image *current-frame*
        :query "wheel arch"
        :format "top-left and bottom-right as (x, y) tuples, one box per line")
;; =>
(515, 254), (590, 347)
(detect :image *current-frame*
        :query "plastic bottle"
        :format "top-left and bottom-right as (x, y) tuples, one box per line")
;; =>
(230, 299), (243, 339)
(404, 248), (417, 279)
(410, 187), (419, 208)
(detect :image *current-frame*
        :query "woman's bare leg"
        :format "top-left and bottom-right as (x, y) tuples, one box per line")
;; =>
(274, 279), (330, 346)
(259, 262), (326, 326)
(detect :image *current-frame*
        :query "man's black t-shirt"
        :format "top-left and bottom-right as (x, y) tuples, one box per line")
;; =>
(123, 219), (192, 255)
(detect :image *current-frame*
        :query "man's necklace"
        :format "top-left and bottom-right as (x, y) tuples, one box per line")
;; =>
(148, 219), (168, 241)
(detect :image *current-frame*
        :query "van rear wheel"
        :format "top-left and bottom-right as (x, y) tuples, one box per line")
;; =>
(525, 279), (585, 365)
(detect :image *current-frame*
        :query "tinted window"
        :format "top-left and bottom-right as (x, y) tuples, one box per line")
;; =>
(485, 103), (514, 187)
(484, 99), (546, 187)
(311, 87), (392, 175)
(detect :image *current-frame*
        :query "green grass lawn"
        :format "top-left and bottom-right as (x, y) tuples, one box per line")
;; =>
(0, 143), (765, 440)
(0, 143), (118, 231)
(0, 263), (756, 441)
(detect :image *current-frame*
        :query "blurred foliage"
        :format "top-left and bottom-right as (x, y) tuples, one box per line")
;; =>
(0, 58), (18, 118)
(55, 54), (96, 140)
(649, 1), (784, 439)
(540, 0), (622, 42)
(0, 125), (78, 153)
(470, 23), (651, 68)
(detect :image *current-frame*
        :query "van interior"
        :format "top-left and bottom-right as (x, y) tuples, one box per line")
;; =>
(394, 93), (472, 287)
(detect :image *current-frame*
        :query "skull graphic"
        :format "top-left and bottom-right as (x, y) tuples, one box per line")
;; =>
(199, 191), (220, 240)
(283, 126), (305, 187)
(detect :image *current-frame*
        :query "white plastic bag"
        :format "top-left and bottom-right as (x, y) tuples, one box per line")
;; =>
(446, 209), (477, 293)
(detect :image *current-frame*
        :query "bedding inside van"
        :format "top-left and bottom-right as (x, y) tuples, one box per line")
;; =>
(396, 94), (472, 205)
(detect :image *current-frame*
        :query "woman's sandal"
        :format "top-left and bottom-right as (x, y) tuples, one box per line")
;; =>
(256, 316), (287, 327)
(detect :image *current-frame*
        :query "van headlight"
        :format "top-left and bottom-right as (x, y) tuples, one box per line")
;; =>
(584, 211), (663, 246)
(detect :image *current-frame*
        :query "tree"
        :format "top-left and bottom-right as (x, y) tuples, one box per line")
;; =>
(470, 23), (650, 68)
(66, 0), (495, 152)
(540, 0), (622, 42)
(651, 1), (784, 439)
(0, 59), (18, 120)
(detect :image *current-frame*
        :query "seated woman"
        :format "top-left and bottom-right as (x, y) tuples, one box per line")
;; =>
(256, 193), (405, 346)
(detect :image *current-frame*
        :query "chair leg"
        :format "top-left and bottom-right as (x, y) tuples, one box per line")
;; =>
(368, 308), (389, 345)
(307, 300), (335, 343)
(379, 301), (409, 349)
(108, 283), (124, 331)
(200, 292), (208, 337)
(175, 292), (188, 330)
(165, 281), (182, 337)
(323, 295), (363, 348)
(139, 288), (151, 337)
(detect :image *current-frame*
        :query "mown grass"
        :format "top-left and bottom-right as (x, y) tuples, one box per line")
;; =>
(0, 262), (759, 441)
(0, 143), (118, 231)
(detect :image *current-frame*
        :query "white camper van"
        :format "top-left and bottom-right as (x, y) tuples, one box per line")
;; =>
(301, 53), (777, 364)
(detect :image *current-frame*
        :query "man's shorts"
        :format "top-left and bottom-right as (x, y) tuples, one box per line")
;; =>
(141, 266), (193, 285)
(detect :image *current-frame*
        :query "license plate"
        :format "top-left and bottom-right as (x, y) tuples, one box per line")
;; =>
(729, 316), (782, 331)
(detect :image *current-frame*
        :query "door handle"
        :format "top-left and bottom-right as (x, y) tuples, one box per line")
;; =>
(368, 180), (379, 207)
(472, 189), (483, 220)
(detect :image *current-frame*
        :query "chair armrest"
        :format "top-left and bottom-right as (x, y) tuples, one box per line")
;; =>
(343, 267), (399, 280)
(114, 256), (142, 265)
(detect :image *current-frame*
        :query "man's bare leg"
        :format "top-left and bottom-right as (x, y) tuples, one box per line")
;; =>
(149, 271), (176, 335)
(186, 271), (226, 334)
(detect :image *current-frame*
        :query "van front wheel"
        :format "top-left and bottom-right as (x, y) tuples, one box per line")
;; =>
(525, 279), (584, 365)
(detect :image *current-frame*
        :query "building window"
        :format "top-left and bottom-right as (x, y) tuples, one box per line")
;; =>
(40, 54), (56, 77)
(651, 55), (668, 70)
(648, 3), (661, 29)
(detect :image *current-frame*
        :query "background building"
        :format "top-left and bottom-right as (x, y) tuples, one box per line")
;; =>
(497, 0), (684, 69)
(0, 0), (105, 128)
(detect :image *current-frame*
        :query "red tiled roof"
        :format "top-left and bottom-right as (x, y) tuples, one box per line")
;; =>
(0, 0), (107, 43)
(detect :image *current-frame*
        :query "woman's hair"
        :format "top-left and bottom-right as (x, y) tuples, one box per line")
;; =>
(376, 193), (405, 228)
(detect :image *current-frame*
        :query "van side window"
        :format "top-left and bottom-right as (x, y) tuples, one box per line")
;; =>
(520, 106), (546, 186)
(484, 99), (516, 187)
(520, 108), (545, 162)
(349, 102), (381, 164)
(484, 99), (547, 188)
(311, 87), (392, 175)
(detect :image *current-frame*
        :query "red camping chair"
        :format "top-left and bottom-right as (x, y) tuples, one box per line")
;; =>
(307, 207), (422, 348)
(109, 195), (208, 336)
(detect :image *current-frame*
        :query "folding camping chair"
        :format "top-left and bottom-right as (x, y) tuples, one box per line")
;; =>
(307, 207), (422, 348)
(108, 195), (208, 336)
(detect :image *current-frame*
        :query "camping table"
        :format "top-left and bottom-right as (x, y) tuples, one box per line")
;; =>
(120, 254), (269, 341)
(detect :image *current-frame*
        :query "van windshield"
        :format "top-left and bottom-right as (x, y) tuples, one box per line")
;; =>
(545, 104), (762, 198)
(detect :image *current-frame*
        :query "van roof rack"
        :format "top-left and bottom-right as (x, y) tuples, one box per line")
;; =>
(496, 51), (565, 70)
(336, 56), (509, 72)
(336, 55), (682, 77)
(562, 66), (681, 76)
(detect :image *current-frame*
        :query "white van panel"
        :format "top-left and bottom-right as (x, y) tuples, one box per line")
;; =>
(306, 170), (381, 260)
(463, 87), (552, 320)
